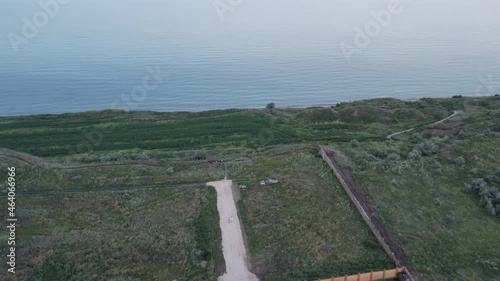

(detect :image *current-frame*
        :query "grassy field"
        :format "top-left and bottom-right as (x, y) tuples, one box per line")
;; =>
(334, 97), (500, 280)
(0, 97), (465, 159)
(0, 186), (223, 281)
(0, 96), (498, 280)
(228, 146), (394, 280)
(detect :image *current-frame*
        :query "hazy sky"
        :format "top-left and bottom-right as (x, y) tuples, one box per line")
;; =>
(2, 0), (500, 37)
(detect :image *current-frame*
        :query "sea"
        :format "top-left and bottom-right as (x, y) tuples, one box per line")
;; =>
(1, 0), (499, 116)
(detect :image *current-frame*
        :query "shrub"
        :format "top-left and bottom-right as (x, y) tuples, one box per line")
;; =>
(457, 130), (467, 140)
(464, 178), (500, 216)
(485, 200), (496, 215)
(193, 149), (207, 160)
(407, 149), (421, 161)
(466, 178), (488, 193)
(386, 153), (401, 162)
(350, 139), (360, 148)
(99, 156), (112, 162)
(369, 143), (390, 158)
(431, 161), (443, 171)
(266, 103), (275, 110)
(137, 151), (150, 160)
(485, 174), (500, 184)
(484, 128), (493, 136)
(454, 156), (466, 166)
(364, 154), (377, 162)
(71, 175), (82, 182)
(411, 133), (423, 143)
(418, 141), (438, 156)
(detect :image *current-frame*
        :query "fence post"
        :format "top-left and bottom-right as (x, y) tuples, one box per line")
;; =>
(369, 271), (373, 281)
(382, 269), (386, 278)
(357, 273), (360, 281)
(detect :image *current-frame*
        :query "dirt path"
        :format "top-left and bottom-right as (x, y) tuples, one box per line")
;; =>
(207, 179), (259, 281)
(387, 110), (464, 140)
(428, 110), (463, 126)
(15, 182), (206, 197)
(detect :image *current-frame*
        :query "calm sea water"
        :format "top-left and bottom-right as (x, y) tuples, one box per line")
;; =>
(1, 0), (500, 116)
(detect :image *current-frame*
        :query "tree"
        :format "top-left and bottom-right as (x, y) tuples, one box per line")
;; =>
(266, 103), (275, 110)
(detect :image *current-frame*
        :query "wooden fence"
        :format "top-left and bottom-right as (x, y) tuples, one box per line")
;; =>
(318, 267), (405, 281)
(319, 146), (417, 281)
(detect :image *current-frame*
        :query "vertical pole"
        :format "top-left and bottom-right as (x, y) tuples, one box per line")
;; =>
(357, 273), (360, 281)
(382, 269), (386, 279)
(369, 271), (373, 281)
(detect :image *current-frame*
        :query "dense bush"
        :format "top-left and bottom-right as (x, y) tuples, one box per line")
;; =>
(411, 132), (423, 143)
(454, 156), (466, 166)
(193, 149), (207, 160)
(364, 153), (377, 162)
(386, 153), (401, 162)
(407, 149), (421, 161)
(417, 141), (438, 156)
(464, 178), (500, 217)
(457, 130), (467, 139)
(431, 161), (443, 171)
(350, 139), (360, 148)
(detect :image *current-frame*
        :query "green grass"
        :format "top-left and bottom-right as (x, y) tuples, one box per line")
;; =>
(234, 148), (394, 280)
(0, 96), (499, 281)
(0, 187), (223, 281)
(334, 97), (500, 280)
(0, 97), (482, 159)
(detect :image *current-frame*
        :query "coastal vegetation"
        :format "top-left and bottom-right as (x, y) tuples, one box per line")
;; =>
(0, 96), (499, 280)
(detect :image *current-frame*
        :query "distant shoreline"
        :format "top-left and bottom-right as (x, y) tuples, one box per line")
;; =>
(1, 95), (496, 118)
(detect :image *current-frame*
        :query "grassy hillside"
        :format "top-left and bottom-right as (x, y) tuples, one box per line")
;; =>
(0, 186), (223, 281)
(334, 96), (500, 280)
(232, 147), (394, 280)
(0, 96), (498, 280)
(0, 97), (467, 158)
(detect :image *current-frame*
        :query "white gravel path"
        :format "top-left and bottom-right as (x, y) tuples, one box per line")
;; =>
(207, 179), (259, 281)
